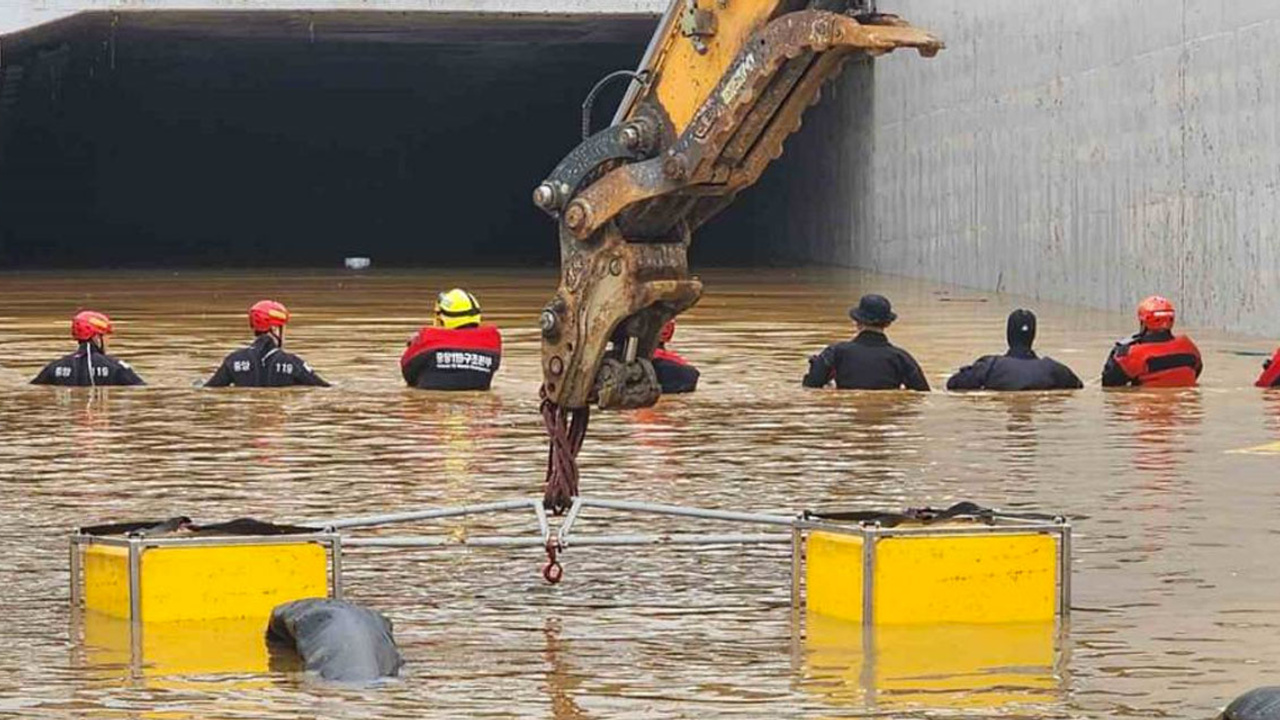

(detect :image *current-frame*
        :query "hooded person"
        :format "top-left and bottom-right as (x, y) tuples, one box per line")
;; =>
(204, 300), (329, 387)
(1101, 295), (1202, 388)
(651, 320), (699, 394)
(802, 294), (929, 391)
(947, 309), (1083, 391)
(267, 598), (403, 683)
(401, 288), (502, 391)
(31, 311), (145, 386)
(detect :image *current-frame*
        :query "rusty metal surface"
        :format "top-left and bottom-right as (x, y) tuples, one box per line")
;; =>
(715, 48), (847, 197)
(539, 221), (702, 409)
(560, 11), (941, 242)
(536, 3), (941, 425)
(533, 118), (658, 217)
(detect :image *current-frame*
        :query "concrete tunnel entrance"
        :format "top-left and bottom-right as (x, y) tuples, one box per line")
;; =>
(0, 11), (646, 267)
(0, 10), (822, 269)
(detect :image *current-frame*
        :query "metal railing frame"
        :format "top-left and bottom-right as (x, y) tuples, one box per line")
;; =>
(69, 498), (1071, 627)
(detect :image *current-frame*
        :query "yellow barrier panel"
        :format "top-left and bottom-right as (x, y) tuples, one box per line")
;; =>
(805, 521), (1062, 625)
(83, 545), (131, 620)
(805, 531), (864, 622)
(874, 533), (1056, 624)
(82, 540), (329, 622)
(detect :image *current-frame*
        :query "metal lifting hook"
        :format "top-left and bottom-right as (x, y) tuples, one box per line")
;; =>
(542, 539), (564, 584)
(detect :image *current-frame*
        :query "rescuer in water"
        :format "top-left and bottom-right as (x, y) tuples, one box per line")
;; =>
(1101, 295), (1202, 387)
(652, 320), (699, 394)
(1255, 346), (1280, 388)
(947, 309), (1083, 391)
(401, 288), (502, 390)
(802, 294), (930, 391)
(31, 311), (145, 386)
(205, 300), (330, 387)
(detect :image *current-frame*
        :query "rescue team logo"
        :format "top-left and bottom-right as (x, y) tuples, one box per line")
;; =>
(436, 352), (495, 374)
(56, 366), (110, 379)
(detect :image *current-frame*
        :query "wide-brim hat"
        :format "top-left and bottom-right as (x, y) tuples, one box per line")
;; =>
(848, 294), (897, 325)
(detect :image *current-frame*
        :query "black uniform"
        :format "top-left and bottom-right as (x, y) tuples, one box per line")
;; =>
(947, 347), (1082, 391)
(205, 334), (329, 388)
(802, 331), (930, 391)
(653, 348), (700, 394)
(31, 343), (145, 386)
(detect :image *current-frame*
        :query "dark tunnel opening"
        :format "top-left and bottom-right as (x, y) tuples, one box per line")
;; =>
(0, 11), (830, 269)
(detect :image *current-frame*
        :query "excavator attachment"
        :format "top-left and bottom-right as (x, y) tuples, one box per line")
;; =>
(534, 0), (942, 511)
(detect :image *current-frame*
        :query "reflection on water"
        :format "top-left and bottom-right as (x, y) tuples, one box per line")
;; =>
(2, 268), (1280, 718)
(80, 612), (272, 683)
(802, 614), (1060, 712)
(1105, 390), (1204, 479)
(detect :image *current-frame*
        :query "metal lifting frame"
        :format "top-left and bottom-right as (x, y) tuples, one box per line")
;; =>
(319, 497), (1071, 622)
(323, 496), (797, 550)
(68, 499), (1071, 627)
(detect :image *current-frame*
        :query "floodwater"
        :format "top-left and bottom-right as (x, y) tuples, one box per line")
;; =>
(1, 267), (1279, 719)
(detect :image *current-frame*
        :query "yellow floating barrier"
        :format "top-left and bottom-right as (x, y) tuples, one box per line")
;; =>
(795, 506), (1070, 625)
(70, 520), (341, 623)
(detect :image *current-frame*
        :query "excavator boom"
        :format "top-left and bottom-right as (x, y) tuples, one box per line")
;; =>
(534, 0), (941, 511)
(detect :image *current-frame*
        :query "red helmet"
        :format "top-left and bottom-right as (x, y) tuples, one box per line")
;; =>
(249, 300), (290, 332)
(659, 320), (676, 344)
(1137, 295), (1176, 331)
(71, 311), (113, 341)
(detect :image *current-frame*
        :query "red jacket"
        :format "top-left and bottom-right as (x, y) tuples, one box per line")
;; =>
(1257, 349), (1280, 388)
(1102, 332), (1202, 387)
(401, 325), (502, 391)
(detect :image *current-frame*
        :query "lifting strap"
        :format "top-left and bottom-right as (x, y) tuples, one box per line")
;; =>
(803, 501), (1070, 528)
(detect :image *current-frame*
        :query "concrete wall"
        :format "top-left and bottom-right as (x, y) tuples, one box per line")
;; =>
(846, 0), (1280, 336)
(0, 0), (667, 36)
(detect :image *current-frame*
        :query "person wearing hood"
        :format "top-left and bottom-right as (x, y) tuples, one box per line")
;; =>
(947, 309), (1083, 391)
(802, 294), (929, 391)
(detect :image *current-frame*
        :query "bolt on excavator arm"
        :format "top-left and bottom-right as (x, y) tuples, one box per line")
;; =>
(533, 0), (942, 511)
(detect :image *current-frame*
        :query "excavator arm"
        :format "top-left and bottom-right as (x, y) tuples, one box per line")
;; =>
(534, 0), (942, 511)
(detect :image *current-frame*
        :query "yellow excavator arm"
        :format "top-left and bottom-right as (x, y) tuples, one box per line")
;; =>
(534, 0), (942, 511)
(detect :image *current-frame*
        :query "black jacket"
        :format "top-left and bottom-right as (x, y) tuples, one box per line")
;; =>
(947, 347), (1083, 391)
(31, 343), (145, 386)
(803, 331), (930, 391)
(205, 334), (329, 388)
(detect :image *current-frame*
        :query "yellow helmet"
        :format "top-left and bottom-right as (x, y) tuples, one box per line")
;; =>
(435, 288), (482, 330)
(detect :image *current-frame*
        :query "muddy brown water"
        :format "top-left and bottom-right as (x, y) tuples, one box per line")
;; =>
(1, 267), (1278, 719)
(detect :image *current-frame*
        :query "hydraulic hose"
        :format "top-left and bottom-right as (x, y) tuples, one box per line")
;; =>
(581, 70), (650, 140)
